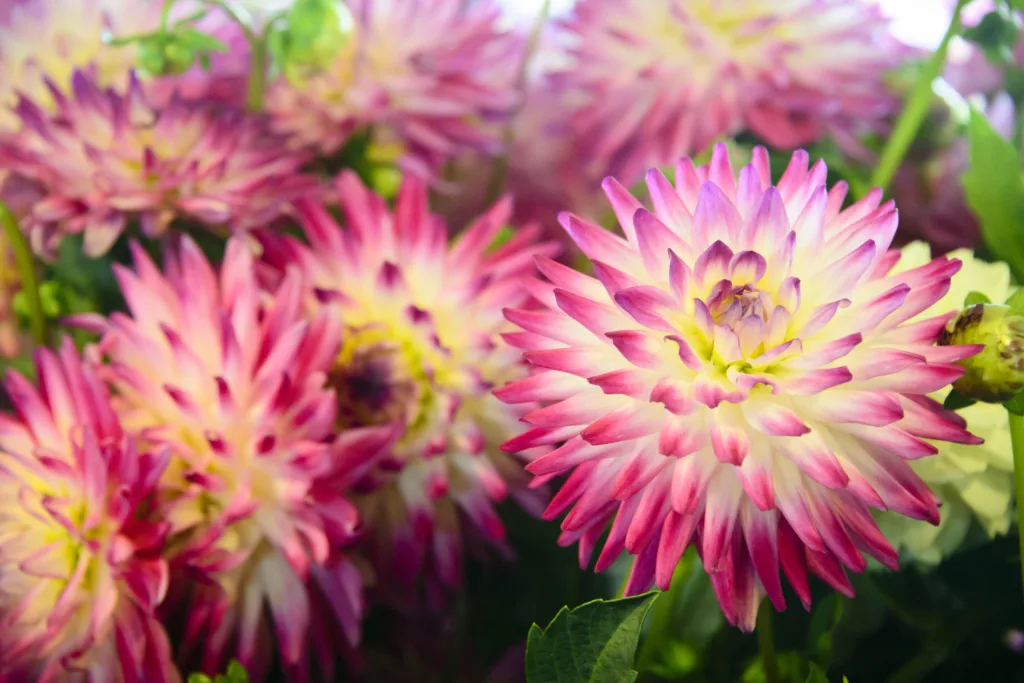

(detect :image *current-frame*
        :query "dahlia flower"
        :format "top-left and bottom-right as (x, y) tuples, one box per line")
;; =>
(261, 172), (558, 590)
(266, 0), (520, 179)
(551, 0), (908, 184)
(73, 237), (395, 680)
(499, 144), (982, 630)
(0, 70), (315, 258)
(0, 339), (177, 682)
(0, 0), (162, 131)
(876, 243), (1015, 564)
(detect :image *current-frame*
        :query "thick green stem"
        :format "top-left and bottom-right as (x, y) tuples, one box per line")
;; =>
(1010, 413), (1024, 598)
(869, 0), (969, 193)
(0, 203), (45, 347)
(756, 601), (780, 683)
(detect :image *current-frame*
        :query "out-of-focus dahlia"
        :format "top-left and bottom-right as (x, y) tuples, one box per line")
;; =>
(0, 0), (162, 131)
(0, 339), (177, 682)
(499, 144), (982, 631)
(73, 238), (395, 680)
(262, 172), (558, 591)
(266, 0), (520, 179)
(877, 242), (1015, 564)
(551, 0), (908, 184)
(0, 70), (315, 258)
(892, 93), (1016, 254)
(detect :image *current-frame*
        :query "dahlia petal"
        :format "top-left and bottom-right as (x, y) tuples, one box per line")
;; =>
(742, 507), (785, 610)
(702, 479), (743, 571)
(806, 391), (903, 426)
(614, 286), (678, 332)
(743, 402), (810, 437)
(709, 420), (749, 466)
(494, 372), (584, 404)
(634, 208), (687, 276)
(555, 289), (628, 339)
(655, 509), (700, 589)
(560, 212), (639, 275)
(606, 329), (665, 369)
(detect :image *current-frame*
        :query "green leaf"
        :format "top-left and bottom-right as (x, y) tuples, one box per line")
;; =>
(964, 109), (1024, 282)
(965, 291), (991, 306)
(943, 390), (977, 411)
(525, 592), (658, 683)
(487, 226), (516, 253)
(1006, 288), (1024, 315)
(1004, 388), (1024, 415)
(805, 662), (830, 683)
(962, 10), (1021, 63)
(186, 660), (248, 683)
(808, 594), (844, 668)
(187, 675), (213, 683)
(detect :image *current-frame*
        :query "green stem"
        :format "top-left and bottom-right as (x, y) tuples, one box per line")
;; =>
(159, 0), (176, 31)
(200, 0), (265, 112)
(0, 203), (45, 347)
(756, 601), (780, 683)
(868, 0), (969, 193)
(1010, 412), (1024, 598)
(245, 35), (267, 113)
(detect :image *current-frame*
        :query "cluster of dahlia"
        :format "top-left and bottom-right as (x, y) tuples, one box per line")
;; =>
(0, 0), (1015, 679)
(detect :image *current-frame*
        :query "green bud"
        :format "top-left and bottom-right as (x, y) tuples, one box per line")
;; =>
(272, 0), (354, 82)
(940, 303), (1024, 402)
(136, 39), (170, 77)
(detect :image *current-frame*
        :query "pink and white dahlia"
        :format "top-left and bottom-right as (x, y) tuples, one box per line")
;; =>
(266, 0), (520, 179)
(498, 144), (982, 631)
(74, 238), (394, 680)
(262, 172), (558, 590)
(551, 0), (908, 184)
(0, 0), (163, 131)
(0, 339), (177, 682)
(0, 71), (315, 258)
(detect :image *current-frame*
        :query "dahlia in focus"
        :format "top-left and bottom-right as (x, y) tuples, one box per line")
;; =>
(266, 0), (520, 179)
(263, 172), (558, 590)
(0, 0), (162, 131)
(499, 144), (981, 630)
(74, 238), (395, 679)
(551, 0), (907, 183)
(0, 71), (315, 258)
(0, 339), (177, 682)
(877, 243), (1016, 564)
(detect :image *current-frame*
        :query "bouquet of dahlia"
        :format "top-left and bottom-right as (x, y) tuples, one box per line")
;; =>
(1, 1), (1023, 682)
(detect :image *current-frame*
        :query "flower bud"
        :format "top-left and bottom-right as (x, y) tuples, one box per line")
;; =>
(940, 303), (1024, 402)
(272, 0), (355, 82)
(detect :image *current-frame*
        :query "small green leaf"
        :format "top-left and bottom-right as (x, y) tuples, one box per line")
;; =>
(964, 109), (1024, 282)
(943, 390), (977, 411)
(1004, 388), (1024, 415)
(808, 594), (844, 668)
(1006, 288), (1024, 315)
(487, 226), (516, 253)
(187, 675), (213, 683)
(965, 291), (991, 306)
(525, 592), (659, 683)
(805, 662), (830, 683)
(224, 660), (249, 682)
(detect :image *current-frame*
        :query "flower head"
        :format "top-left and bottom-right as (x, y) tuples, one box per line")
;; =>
(262, 172), (558, 590)
(499, 144), (981, 631)
(266, 0), (520, 179)
(74, 237), (394, 680)
(876, 243), (1015, 564)
(0, 70), (315, 258)
(0, 339), (177, 682)
(551, 0), (907, 183)
(0, 0), (163, 131)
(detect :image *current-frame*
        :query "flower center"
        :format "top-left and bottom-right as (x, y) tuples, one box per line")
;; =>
(332, 326), (431, 431)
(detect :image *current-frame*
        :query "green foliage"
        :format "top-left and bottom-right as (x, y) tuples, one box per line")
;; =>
(962, 9), (1021, 63)
(808, 595), (844, 669)
(486, 226), (516, 253)
(963, 109), (1024, 282)
(964, 291), (991, 307)
(942, 390), (977, 411)
(804, 663), (829, 683)
(526, 592), (658, 683)
(187, 660), (249, 683)
(1005, 288), (1024, 315)
(268, 0), (354, 81)
(107, 5), (227, 76)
